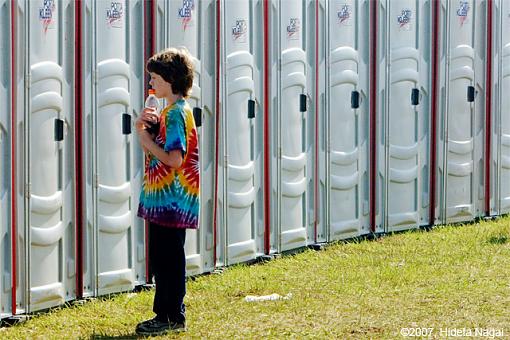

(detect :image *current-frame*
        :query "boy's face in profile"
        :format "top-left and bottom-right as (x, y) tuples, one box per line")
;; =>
(149, 72), (173, 98)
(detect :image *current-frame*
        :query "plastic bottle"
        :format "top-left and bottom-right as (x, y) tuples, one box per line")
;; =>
(145, 88), (160, 110)
(244, 293), (293, 302)
(144, 89), (160, 134)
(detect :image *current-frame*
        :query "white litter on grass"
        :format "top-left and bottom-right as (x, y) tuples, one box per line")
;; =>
(244, 293), (292, 302)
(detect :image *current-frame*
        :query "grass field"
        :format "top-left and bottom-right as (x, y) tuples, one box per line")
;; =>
(1, 216), (509, 339)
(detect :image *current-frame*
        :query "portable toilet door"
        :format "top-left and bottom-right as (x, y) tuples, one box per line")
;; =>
(155, 0), (216, 275)
(17, 0), (76, 313)
(0, 0), (13, 319)
(439, 0), (486, 224)
(380, 0), (432, 232)
(270, 0), (315, 252)
(321, 0), (371, 242)
(85, 0), (145, 296)
(217, 0), (264, 265)
(494, 0), (510, 215)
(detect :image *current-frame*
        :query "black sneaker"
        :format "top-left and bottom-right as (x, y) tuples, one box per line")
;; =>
(135, 317), (169, 336)
(168, 321), (186, 332)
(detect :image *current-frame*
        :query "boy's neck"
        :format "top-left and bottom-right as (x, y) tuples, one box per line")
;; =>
(166, 93), (183, 105)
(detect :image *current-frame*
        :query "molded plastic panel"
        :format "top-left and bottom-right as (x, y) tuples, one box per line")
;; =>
(157, 0), (216, 274)
(24, 0), (76, 312)
(322, 0), (370, 242)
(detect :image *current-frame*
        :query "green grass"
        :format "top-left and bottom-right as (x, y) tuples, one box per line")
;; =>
(1, 216), (509, 339)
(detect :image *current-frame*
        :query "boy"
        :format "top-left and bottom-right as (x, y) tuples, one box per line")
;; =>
(135, 47), (199, 336)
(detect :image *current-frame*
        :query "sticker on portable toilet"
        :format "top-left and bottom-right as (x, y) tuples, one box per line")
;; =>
(106, 2), (124, 28)
(39, 0), (56, 33)
(456, 1), (470, 27)
(397, 9), (412, 31)
(178, 0), (194, 31)
(232, 19), (248, 43)
(337, 4), (352, 26)
(287, 18), (300, 40)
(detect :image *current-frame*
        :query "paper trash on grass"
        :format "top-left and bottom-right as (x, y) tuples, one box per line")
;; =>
(244, 293), (293, 302)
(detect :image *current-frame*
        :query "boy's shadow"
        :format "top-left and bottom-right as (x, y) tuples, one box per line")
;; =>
(90, 333), (182, 339)
(90, 335), (140, 339)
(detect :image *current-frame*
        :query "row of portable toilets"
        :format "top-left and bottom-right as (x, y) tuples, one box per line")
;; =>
(0, 0), (508, 318)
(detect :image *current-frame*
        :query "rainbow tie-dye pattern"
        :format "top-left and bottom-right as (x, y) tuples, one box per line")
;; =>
(138, 98), (200, 228)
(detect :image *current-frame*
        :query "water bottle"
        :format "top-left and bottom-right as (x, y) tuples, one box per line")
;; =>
(145, 89), (160, 135)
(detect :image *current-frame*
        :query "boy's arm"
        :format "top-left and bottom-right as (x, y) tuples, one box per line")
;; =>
(138, 129), (183, 168)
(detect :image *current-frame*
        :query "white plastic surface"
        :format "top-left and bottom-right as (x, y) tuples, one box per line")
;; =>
(443, 0), (486, 223)
(0, 0), (12, 319)
(497, 0), (510, 214)
(25, 0), (75, 312)
(324, 0), (370, 241)
(384, 0), (431, 232)
(93, 0), (138, 295)
(277, 0), (309, 251)
(158, 0), (216, 274)
(220, 0), (262, 264)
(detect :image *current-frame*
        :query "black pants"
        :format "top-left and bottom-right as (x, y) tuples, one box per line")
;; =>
(149, 222), (186, 323)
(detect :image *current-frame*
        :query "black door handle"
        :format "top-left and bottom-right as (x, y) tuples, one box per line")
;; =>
(54, 118), (64, 141)
(193, 107), (202, 127)
(351, 90), (360, 109)
(122, 113), (131, 135)
(300, 94), (307, 112)
(247, 99), (255, 119)
(411, 88), (420, 106)
(467, 86), (475, 102)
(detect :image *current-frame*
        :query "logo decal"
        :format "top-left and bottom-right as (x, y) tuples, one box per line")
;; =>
(178, 0), (194, 31)
(397, 9), (412, 30)
(39, 0), (56, 33)
(337, 5), (351, 25)
(232, 19), (247, 43)
(457, 1), (469, 26)
(287, 18), (300, 40)
(106, 2), (123, 28)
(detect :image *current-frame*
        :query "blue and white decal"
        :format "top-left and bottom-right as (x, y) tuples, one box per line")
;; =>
(106, 2), (123, 28)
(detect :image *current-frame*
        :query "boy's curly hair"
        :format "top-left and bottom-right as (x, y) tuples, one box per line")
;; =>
(146, 47), (194, 97)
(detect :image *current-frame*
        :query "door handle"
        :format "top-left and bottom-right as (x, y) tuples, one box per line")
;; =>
(247, 99), (255, 119)
(193, 107), (202, 127)
(122, 113), (131, 135)
(54, 118), (64, 141)
(411, 88), (420, 106)
(467, 86), (475, 102)
(300, 94), (307, 112)
(351, 90), (360, 109)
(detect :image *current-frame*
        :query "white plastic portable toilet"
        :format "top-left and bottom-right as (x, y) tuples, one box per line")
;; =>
(438, 0), (486, 224)
(270, 0), (315, 252)
(16, 0), (76, 313)
(494, 0), (510, 215)
(83, 0), (146, 297)
(379, 0), (433, 232)
(0, 0), (13, 319)
(320, 0), (371, 242)
(216, 0), (264, 265)
(155, 0), (216, 275)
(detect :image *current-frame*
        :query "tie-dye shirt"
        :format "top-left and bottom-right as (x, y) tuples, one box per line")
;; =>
(138, 98), (200, 229)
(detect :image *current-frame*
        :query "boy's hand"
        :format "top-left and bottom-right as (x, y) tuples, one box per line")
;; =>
(140, 107), (159, 126)
(135, 108), (159, 134)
